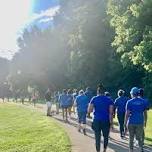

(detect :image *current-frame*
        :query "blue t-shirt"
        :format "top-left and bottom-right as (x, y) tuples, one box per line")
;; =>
(140, 97), (150, 110)
(90, 95), (114, 122)
(75, 95), (89, 113)
(67, 94), (74, 106)
(114, 96), (128, 114)
(126, 97), (148, 125)
(59, 94), (69, 106)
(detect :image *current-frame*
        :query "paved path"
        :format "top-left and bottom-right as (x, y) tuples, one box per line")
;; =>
(17, 103), (152, 152)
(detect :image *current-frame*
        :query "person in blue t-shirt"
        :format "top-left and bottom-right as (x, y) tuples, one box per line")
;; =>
(72, 89), (78, 114)
(67, 89), (74, 119)
(88, 86), (114, 152)
(85, 87), (93, 118)
(114, 89), (129, 138)
(138, 88), (149, 146)
(75, 90), (89, 135)
(59, 89), (69, 122)
(124, 87), (148, 152)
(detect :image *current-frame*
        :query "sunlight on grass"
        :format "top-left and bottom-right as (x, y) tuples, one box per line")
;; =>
(0, 103), (71, 152)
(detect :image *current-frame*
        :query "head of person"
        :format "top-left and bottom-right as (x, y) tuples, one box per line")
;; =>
(138, 88), (144, 97)
(118, 89), (125, 97)
(62, 89), (67, 94)
(67, 89), (72, 94)
(105, 91), (110, 97)
(86, 87), (91, 92)
(79, 90), (84, 95)
(97, 84), (105, 95)
(130, 87), (139, 98)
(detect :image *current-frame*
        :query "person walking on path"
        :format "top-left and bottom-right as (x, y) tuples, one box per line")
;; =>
(72, 89), (78, 114)
(67, 89), (74, 119)
(45, 88), (52, 116)
(85, 87), (93, 118)
(59, 89), (69, 122)
(74, 90), (89, 135)
(138, 88), (150, 146)
(114, 89), (128, 138)
(124, 87), (148, 152)
(88, 85), (114, 152)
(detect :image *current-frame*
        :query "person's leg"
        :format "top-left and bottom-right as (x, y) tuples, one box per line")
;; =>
(101, 122), (110, 151)
(56, 103), (58, 114)
(142, 129), (145, 146)
(47, 107), (51, 116)
(65, 108), (68, 122)
(82, 112), (87, 135)
(135, 125), (144, 152)
(128, 124), (135, 152)
(68, 106), (72, 119)
(93, 120), (102, 152)
(47, 107), (49, 116)
(77, 112), (82, 132)
(73, 105), (76, 114)
(117, 113), (125, 137)
(62, 108), (65, 120)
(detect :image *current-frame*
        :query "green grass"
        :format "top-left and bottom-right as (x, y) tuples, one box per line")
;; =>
(0, 103), (71, 152)
(145, 109), (152, 145)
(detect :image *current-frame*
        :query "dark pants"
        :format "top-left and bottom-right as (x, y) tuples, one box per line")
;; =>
(92, 120), (110, 152)
(117, 113), (125, 137)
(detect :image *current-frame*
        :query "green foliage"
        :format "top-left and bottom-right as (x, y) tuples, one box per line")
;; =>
(0, 103), (70, 152)
(108, 0), (152, 72)
(108, 0), (152, 99)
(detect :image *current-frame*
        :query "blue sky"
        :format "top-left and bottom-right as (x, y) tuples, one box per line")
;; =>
(32, 0), (59, 14)
(0, 0), (59, 59)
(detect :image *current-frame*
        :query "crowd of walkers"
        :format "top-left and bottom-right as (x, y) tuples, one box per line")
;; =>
(44, 85), (150, 152)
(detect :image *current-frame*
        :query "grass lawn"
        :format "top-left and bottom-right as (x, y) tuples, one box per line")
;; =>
(145, 109), (152, 145)
(0, 103), (71, 152)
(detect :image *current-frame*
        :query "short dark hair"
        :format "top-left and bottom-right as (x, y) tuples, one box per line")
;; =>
(67, 89), (72, 94)
(138, 88), (144, 97)
(97, 83), (105, 94)
(63, 89), (67, 94)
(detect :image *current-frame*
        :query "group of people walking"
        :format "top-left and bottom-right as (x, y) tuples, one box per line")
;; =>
(44, 85), (150, 152)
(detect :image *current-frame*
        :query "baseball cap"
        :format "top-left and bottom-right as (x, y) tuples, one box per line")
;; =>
(130, 87), (139, 95)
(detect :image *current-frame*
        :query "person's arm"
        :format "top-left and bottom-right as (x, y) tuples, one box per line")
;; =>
(124, 100), (130, 133)
(109, 105), (114, 126)
(144, 110), (148, 128)
(113, 100), (117, 118)
(74, 99), (77, 107)
(124, 110), (130, 133)
(88, 103), (94, 113)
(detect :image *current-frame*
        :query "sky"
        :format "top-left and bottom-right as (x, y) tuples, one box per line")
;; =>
(0, 0), (59, 60)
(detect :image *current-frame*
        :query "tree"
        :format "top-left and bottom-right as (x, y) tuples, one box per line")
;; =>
(108, 0), (152, 99)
